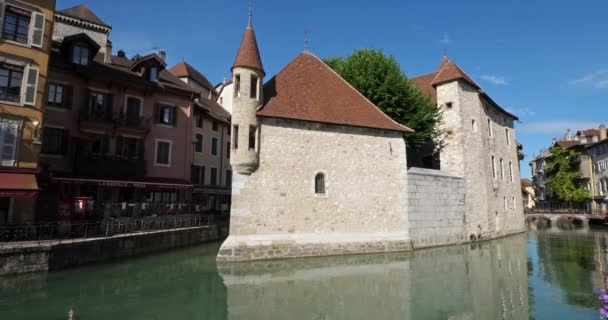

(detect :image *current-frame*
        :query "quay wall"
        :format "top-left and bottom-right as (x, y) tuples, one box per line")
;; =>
(0, 226), (227, 276)
(407, 168), (466, 249)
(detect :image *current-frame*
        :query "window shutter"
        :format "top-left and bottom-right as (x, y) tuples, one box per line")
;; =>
(0, 1), (6, 37)
(115, 136), (123, 157)
(137, 139), (144, 160)
(106, 93), (114, 117)
(23, 66), (39, 106)
(154, 104), (160, 123)
(60, 129), (69, 155)
(30, 12), (45, 48)
(171, 107), (177, 126)
(63, 86), (73, 109)
(101, 136), (109, 156)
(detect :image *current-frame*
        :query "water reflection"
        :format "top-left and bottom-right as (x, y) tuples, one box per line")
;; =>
(2, 230), (607, 319)
(219, 235), (529, 319)
(528, 229), (607, 319)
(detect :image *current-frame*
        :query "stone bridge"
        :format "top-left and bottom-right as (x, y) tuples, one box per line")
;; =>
(525, 213), (606, 229)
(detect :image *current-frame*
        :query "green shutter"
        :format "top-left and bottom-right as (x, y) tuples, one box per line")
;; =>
(63, 86), (73, 109)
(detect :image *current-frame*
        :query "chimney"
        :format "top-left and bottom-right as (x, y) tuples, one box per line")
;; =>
(104, 40), (112, 64)
(158, 50), (166, 62)
(601, 124), (607, 141)
(565, 129), (572, 141)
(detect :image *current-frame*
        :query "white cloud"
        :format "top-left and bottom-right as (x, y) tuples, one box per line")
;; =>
(439, 33), (452, 44)
(506, 107), (536, 117)
(569, 69), (608, 88)
(518, 121), (601, 134)
(480, 75), (508, 85)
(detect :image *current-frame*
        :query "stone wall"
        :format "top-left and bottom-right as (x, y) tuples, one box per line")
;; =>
(0, 226), (224, 276)
(218, 118), (411, 262)
(437, 80), (525, 240)
(407, 167), (466, 248)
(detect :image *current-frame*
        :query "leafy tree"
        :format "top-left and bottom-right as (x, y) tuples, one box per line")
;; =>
(324, 49), (440, 148)
(131, 53), (143, 61)
(544, 146), (590, 202)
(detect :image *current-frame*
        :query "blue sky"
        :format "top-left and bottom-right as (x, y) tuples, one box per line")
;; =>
(58, 0), (608, 178)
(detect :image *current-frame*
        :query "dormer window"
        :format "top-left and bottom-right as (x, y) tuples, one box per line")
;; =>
(72, 46), (89, 66)
(149, 67), (158, 81)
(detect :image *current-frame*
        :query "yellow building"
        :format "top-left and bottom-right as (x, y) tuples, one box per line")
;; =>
(0, 0), (55, 225)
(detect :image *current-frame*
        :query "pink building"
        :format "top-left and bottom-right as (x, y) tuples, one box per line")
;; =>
(37, 6), (196, 221)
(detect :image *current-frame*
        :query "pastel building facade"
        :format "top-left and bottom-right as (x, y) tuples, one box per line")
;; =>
(38, 5), (197, 221)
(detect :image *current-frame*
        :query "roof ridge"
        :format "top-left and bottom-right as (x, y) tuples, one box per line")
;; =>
(310, 54), (414, 133)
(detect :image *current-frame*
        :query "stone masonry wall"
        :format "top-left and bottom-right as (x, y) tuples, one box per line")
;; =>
(407, 167), (465, 248)
(218, 118), (411, 262)
(437, 80), (525, 240)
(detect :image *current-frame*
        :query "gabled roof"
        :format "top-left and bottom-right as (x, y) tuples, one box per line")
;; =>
(58, 4), (110, 28)
(232, 27), (264, 75)
(129, 53), (167, 71)
(257, 53), (413, 133)
(555, 140), (580, 149)
(170, 61), (215, 92)
(410, 56), (518, 120)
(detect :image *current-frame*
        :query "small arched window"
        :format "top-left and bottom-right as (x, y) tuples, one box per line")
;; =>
(314, 172), (325, 195)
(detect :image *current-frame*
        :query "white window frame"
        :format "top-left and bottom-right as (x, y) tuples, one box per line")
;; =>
(0, 118), (22, 166)
(154, 138), (172, 167)
(124, 95), (144, 117)
(0, 3), (44, 48)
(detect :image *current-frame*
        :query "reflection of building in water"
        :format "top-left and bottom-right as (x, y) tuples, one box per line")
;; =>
(219, 234), (529, 319)
(536, 231), (605, 309)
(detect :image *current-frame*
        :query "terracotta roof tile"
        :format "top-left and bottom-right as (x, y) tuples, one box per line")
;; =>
(410, 57), (518, 120)
(232, 28), (264, 75)
(169, 61), (215, 92)
(556, 140), (580, 149)
(58, 4), (110, 27)
(409, 72), (438, 103)
(257, 53), (413, 133)
(431, 57), (480, 89)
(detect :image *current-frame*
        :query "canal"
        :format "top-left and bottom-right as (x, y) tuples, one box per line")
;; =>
(0, 229), (605, 319)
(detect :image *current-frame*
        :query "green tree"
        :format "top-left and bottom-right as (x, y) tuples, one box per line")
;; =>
(544, 146), (590, 202)
(324, 49), (440, 148)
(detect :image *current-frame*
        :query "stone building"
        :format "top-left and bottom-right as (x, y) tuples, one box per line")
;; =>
(217, 13), (413, 262)
(170, 61), (232, 214)
(588, 137), (608, 214)
(0, 0), (55, 225)
(410, 58), (525, 240)
(37, 4), (198, 221)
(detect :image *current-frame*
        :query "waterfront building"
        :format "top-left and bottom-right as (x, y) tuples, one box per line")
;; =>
(170, 61), (232, 214)
(410, 57), (525, 239)
(530, 124), (606, 210)
(521, 178), (535, 210)
(218, 10), (414, 261)
(589, 137), (608, 214)
(0, 0), (55, 225)
(37, 4), (198, 221)
(218, 7), (526, 262)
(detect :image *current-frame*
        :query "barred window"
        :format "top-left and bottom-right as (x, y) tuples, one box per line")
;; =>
(315, 172), (325, 195)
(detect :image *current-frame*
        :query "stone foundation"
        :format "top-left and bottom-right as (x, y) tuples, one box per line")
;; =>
(217, 232), (412, 262)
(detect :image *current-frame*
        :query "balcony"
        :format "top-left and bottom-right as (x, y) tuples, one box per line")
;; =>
(79, 109), (151, 137)
(75, 155), (146, 179)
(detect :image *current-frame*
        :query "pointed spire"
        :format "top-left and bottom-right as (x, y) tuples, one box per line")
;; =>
(247, 0), (253, 28)
(232, 0), (264, 75)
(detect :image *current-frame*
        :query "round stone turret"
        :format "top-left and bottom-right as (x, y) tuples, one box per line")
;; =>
(230, 19), (264, 174)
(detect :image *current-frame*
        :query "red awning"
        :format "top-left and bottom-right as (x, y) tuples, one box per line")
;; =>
(0, 172), (39, 198)
(51, 177), (193, 190)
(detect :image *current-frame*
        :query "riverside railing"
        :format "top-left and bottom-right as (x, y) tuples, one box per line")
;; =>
(0, 214), (216, 245)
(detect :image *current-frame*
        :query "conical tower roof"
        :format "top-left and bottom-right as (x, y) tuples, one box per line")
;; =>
(232, 26), (265, 76)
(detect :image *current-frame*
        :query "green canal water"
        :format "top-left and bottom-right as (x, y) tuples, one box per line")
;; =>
(0, 230), (606, 319)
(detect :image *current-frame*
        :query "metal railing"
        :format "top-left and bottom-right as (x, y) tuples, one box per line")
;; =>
(528, 201), (597, 215)
(0, 214), (216, 245)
